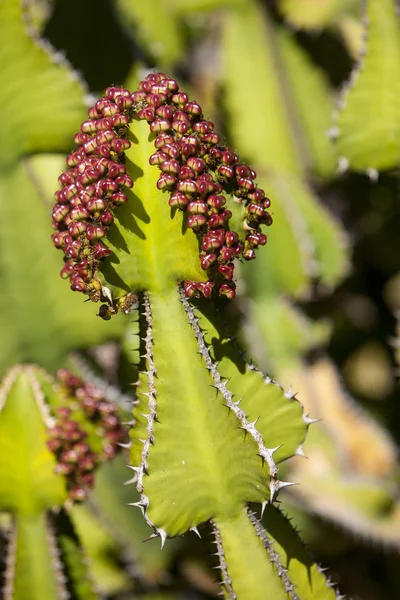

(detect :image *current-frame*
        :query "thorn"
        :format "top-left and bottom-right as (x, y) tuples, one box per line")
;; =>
(190, 526), (201, 538)
(303, 414), (320, 426)
(270, 480), (297, 503)
(366, 167), (379, 182)
(337, 156), (349, 174)
(127, 501), (145, 513)
(249, 416), (261, 428)
(126, 464), (140, 473)
(261, 500), (268, 518)
(294, 444), (307, 458)
(123, 476), (136, 486)
(327, 125), (339, 140)
(157, 528), (167, 549)
(285, 385), (293, 399)
(117, 441), (132, 449)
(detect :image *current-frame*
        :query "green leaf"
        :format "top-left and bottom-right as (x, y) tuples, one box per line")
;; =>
(0, 0), (87, 168)
(102, 119), (206, 296)
(335, 0), (400, 172)
(0, 366), (66, 514)
(0, 160), (124, 375)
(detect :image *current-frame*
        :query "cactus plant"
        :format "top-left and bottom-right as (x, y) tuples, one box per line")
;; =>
(46, 72), (343, 598)
(1, 0), (400, 598)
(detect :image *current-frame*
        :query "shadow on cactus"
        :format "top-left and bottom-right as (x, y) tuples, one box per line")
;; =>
(49, 72), (342, 599)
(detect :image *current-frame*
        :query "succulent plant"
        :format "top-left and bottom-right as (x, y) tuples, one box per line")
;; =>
(45, 72), (343, 599)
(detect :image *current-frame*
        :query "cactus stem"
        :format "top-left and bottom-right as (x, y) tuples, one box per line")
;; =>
(211, 521), (237, 600)
(247, 508), (300, 600)
(180, 287), (280, 495)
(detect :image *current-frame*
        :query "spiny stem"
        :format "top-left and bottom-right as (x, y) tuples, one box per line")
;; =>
(130, 293), (166, 546)
(211, 520), (237, 600)
(3, 518), (16, 600)
(247, 507), (300, 600)
(44, 514), (69, 600)
(180, 286), (279, 494)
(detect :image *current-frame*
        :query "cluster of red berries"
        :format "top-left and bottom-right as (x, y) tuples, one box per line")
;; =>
(46, 369), (126, 502)
(52, 72), (271, 308)
(51, 88), (134, 304)
(139, 72), (271, 300)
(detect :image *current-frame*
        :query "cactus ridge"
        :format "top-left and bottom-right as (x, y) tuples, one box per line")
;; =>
(129, 292), (165, 542)
(3, 518), (16, 600)
(247, 508), (300, 600)
(211, 520), (237, 600)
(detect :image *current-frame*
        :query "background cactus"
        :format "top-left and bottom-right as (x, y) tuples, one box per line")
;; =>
(0, 0), (400, 599)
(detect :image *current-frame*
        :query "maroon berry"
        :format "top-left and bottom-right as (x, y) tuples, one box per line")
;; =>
(187, 200), (207, 215)
(186, 157), (205, 173)
(86, 225), (106, 240)
(218, 264), (234, 280)
(200, 253), (217, 270)
(110, 191), (128, 205)
(178, 165), (195, 180)
(219, 283), (236, 299)
(187, 214), (207, 229)
(160, 158), (180, 175)
(115, 174), (134, 189)
(149, 151), (168, 166)
(177, 179), (197, 195)
(168, 191), (190, 209)
(157, 173), (177, 191)
(68, 221), (87, 238)
(94, 241), (112, 260)
(161, 142), (180, 159)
